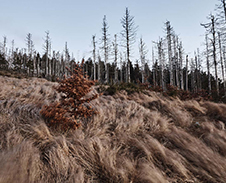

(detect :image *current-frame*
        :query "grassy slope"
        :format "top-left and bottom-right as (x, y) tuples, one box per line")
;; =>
(0, 76), (226, 183)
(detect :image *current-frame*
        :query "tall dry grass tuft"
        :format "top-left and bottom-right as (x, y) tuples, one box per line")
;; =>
(2, 75), (226, 182)
(201, 101), (226, 123)
(0, 141), (41, 183)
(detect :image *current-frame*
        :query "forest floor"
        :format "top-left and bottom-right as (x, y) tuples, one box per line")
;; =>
(0, 75), (226, 183)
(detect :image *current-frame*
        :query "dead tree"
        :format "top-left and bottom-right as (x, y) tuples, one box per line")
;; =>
(190, 58), (195, 92)
(156, 38), (166, 90)
(64, 42), (70, 77)
(197, 48), (202, 90)
(1, 36), (8, 69)
(2, 36), (7, 60)
(120, 52), (123, 82)
(139, 37), (148, 83)
(166, 21), (174, 86)
(223, 46), (226, 94)
(186, 55), (189, 91)
(173, 34), (179, 87)
(201, 14), (219, 95)
(218, 32), (226, 94)
(26, 33), (35, 76)
(166, 21), (175, 86)
(113, 34), (118, 83)
(205, 34), (212, 93)
(194, 52), (198, 92)
(121, 8), (137, 83)
(36, 52), (40, 77)
(101, 15), (110, 83)
(92, 35), (96, 81)
(10, 40), (14, 69)
(43, 31), (51, 78)
(56, 51), (61, 78)
(152, 47), (156, 86)
(98, 51), (101, 82)
(178, 41), (184, 90)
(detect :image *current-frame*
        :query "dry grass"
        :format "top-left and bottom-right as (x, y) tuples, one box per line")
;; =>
(1, 75), (226, 182)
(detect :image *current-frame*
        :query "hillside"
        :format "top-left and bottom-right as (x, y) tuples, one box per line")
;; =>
(0, 76), (226, 183)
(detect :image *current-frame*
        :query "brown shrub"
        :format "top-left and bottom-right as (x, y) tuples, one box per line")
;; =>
(40, 60), (99, 131)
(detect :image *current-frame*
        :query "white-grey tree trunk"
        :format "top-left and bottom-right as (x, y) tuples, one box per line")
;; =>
(166, 21), (174, 86)
(92, 36), (96, 81)
(218, 32), (225, 94)
(186, 55), (189, 91)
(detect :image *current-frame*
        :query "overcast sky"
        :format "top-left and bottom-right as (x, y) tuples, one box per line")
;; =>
(0, 0), (218, 62)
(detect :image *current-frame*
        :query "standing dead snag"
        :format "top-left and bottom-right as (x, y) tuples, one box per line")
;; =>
(40, 59), (99, 131)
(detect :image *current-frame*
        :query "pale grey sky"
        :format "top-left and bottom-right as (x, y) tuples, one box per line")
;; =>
(0, 0), (218, 62)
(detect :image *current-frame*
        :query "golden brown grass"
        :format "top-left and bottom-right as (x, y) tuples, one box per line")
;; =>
(1, 75), (226, 182)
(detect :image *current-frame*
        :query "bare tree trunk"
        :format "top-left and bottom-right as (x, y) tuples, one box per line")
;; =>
(52, 51), (55, 78)
(120, 53), (123, 83)
(113, 34), (118, 84)
(196, 49), (202, 91)
(211, 17), (219, 95)
(206, 34), (211, 94)
(36, 54), (39, 77)
(152, 47), (156, 86)
(191, 58), (195, 92)
(218, 32), (225, 94)
(92, 36), (96, 81)
(179, 41), (184, 90)
(223, 46), (226, 95)
(157, 39), (165, 90)
(166, 21), (174, 86)
(139, 37), (147, 83)
(173, 34), (179, 87)
(221, 0), (226, 22)
(44, 31), (51, 78)
(56, 52), (60, 78)
(194, 54), (198, 92)
(3, 36), (7, 58)
(98, 53), (101, 82)
(33, 52), (36, 77)
(186, 55), (189, 91)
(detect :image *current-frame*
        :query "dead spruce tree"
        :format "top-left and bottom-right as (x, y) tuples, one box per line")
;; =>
(156, 38), (166, 90)
(218, 32), (226, 94)
(121, 7), (138, 83)
(139, 37), (148, 83)
(166, 21), (174, 86)
(178, 41), (184, 90)
(152, 47), (156, 86)
(186, 55), (189, 91)
(40, 60), (99, 131)
(205, 34), (212, 93)
(64, 42), (70, 77)
(26, 33), (35, 76)
(101, 15), (110, 83)
(113, 34), (118, 84)
(43, 31), (51, 78)
(92, 35), (97, 81)
(201, 14), (219, 95)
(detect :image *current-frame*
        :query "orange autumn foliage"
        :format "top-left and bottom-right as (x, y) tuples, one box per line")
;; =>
(40, 59), (99, 131)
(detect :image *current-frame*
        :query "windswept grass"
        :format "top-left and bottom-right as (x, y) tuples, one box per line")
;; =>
(1, 76), (226, 182)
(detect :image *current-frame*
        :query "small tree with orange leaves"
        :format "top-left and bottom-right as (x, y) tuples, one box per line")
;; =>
(40, 60), (99, 131)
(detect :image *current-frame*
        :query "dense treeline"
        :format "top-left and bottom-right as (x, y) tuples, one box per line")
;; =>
(1, 1), (226, 102)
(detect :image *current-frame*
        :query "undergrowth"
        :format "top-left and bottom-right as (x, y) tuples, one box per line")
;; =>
(1, 75), (226, 182)
(98, 82), (225, 103)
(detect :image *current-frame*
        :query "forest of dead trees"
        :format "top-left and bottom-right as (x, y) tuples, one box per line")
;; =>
(1, 1), (226, 101)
